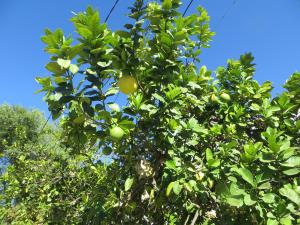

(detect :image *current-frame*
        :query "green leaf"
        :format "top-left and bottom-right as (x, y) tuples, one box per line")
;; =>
(229, 182), (246, 196)
(115, 30), (131, 38)
(105, 87), (119, 97)
(165, 86), (182, 101)
(69, 64), (79, 74)
(187, 118), (207, 133)
(226, 196), (244, 207)
(206, 148), (214, 162)
(57, 58), (71, 69)
(267, 219), (279, 225)
(46, 62), (65, 74)
(97, 61), (112, 67)
(174, 30), (187, 41)
(258, 182), (271, 190)
(35, 77), (52, 92)
(279, 217), (292, 225)
(125, 177), (134, 191)
(262, 193), (276, 203)
(108, 103), (120, 112)
(82, 101), (94, 117)
(54, 76), (66, 84)
(166, 182), (174, 197)
(244, 194), (256, 206)
(279, 185), (300, 206)
(153, 93), (166, 103)
(235, 167), (255, 187)
(280, 156), (300, 167)
(282, 168), (300, 176)
(119, 120), (135, 130)
(250, 103), (260, 111)
(184, 182), (193, 192)
(208, 159), (220, 168)
(86, 68), (97, 75)
(173, 181), (182, 195)
(165, 160), (176, 170)
(187, 139), (198, 146)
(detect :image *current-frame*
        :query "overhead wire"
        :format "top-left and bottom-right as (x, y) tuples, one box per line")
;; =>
(214, 0), (239, 30)
(183, 0), (195, 16)
(105, 0), (120, 23)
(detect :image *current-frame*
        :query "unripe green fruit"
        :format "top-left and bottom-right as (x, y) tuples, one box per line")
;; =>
(109, 126), (124, 140)
(102, 146), (113, 155)
(162, 0), (172, 10)
(73, 115), (85, 124)
(220, 93), (231, 101)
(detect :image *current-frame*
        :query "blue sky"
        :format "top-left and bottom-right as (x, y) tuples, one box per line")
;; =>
(0, 0), (299, 116)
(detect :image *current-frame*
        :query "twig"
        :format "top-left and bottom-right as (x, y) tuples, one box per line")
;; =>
(184, 215), (190, 225)
(191, 210), (199, 225)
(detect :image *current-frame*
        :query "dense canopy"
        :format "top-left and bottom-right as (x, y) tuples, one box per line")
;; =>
(1, 0), (299, 224)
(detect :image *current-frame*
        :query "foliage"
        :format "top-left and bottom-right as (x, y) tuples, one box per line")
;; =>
(2, 0), (300, 224)
(0, 105), (111, 224)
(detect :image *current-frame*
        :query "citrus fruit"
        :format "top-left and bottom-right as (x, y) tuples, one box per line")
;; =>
(109, 126), (124, 140)
(117, 76), (138, 95)
(211, 94), (218, 103)
(220, 93), (231, 101)
(73, 115), (85, 124)
(162, 0), (172, 10)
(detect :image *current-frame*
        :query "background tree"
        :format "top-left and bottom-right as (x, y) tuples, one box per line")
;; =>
(0, 105), (111, 224)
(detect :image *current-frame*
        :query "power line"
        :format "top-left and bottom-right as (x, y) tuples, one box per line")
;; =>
(105, 0), (120, 23)
(215, 0), (239, 30)
(183, 0), (195, 16)
(38, 114), (51, 135)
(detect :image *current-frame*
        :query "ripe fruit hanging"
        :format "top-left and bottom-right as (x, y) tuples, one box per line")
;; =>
(109, 126), (125, 140)
(211, 94), (218, 103)
(117, 76), (138, 95)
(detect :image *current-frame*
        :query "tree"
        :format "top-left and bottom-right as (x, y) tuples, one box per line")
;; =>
(0, 105), (110, 224)
(5, 0), (300, 224)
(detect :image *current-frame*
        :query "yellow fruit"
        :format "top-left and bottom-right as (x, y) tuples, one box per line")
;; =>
(211, 94), (218, 103)
(118, 76), (138, 95)
(208, 179), (214, 189)
(109, 126), (124, 140)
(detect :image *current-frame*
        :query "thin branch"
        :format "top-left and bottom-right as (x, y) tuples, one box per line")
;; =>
(190, 210), (199, 225)
(184, 215), (190, 225)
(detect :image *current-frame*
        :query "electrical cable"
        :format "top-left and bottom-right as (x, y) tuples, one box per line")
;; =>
(215, 0), (239, 30)
(105, 0), (120, 23)
(183, 0), (195, 16)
